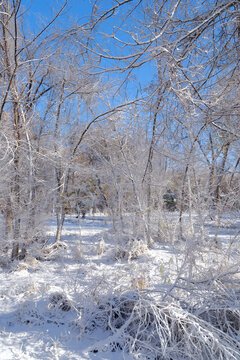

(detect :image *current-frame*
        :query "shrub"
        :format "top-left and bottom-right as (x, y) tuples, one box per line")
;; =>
(82, 291), (240, 359)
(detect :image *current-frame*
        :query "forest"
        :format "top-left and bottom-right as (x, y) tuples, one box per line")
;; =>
(0, 0), (240, 359)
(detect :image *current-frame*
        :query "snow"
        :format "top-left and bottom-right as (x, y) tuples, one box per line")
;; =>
(0, 213), (240, 359)
(0, 215), (153, 359)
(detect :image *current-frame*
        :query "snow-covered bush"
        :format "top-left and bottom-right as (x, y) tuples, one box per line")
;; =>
(17, 290), (74, 327)
(115, 236), (148, 261)
(49, 292), (72, 312)
(81, 290), (240, 359)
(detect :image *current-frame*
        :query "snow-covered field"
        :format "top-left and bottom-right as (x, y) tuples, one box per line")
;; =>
(0, 215), (161, 359)
(1, 213), (240, 359)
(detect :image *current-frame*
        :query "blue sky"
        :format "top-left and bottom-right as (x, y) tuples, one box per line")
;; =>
(22, 0), (92, 32)
(21, 0), (156, 100)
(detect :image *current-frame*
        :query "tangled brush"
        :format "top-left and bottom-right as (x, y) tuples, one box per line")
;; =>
(83, 291), (240, 359)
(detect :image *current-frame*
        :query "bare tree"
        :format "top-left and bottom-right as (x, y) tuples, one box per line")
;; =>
(0, 0), (68, 259)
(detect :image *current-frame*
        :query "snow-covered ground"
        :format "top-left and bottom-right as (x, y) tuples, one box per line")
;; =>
(1, 213), (240, 359)
(0, 215), (163, 359)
